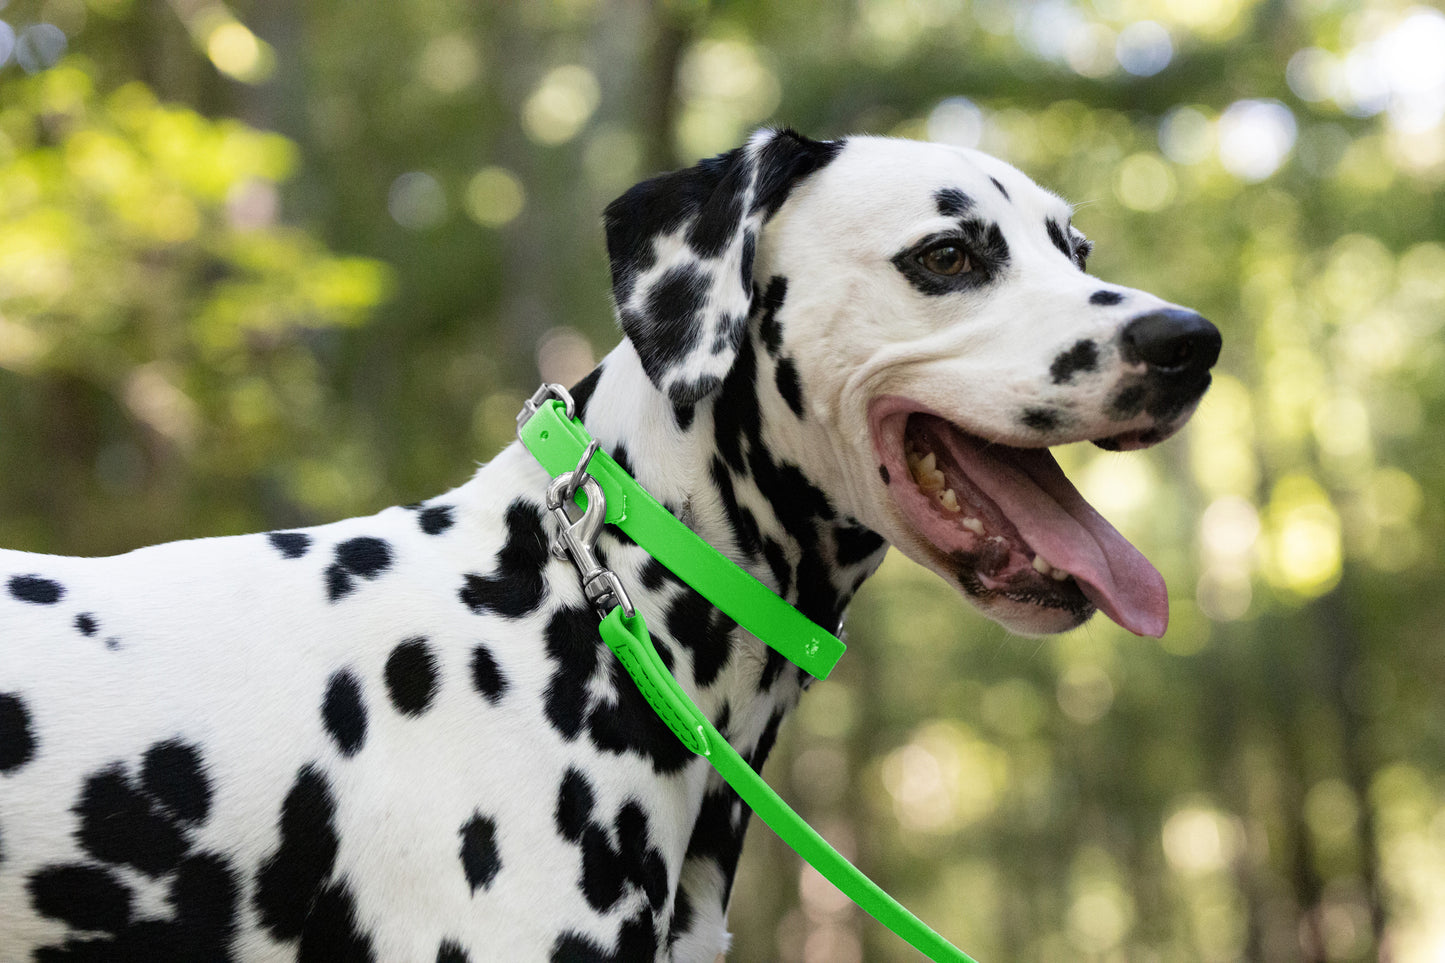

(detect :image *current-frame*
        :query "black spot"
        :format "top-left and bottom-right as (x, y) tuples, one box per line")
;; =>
(460, 500), (549, 618)
(335, 537), (392, 578)
(254, 765), (340, 940)
(420, 505), (455, 535)
(469, 644), (509, 705)
(1090, 289), (1124, 306)
(28, 864), (133, 932)
(8, 574), (63, 604)
(587, 654), (694, 774)
(555, 767), (596, 843)
(633, 265), (708, 384)
(684, 787), (748, 900)
(757, 276), (788, 356)
(326, 537), (393, 602)
(935, 187), (974, 217)
(74, 765), (188, 876)
(774, 357), (805, 417)
(551, 909), (658, 963)
(878, 464), (890, 484)
(835, 523), (885, 568)
(297, 882), (375, 962)
(0, 692), (37, 773)
(141, 741), (211, 824)
(759, 647), (789, 692)
(438, 941), (472, 963)
(739, 231), (756, 294)
(667, 886), (694, 950)
(990, 176), (1010, 200)
(663, 587), (736, 689)
(1045, 217), (1072, 259)
(749, 129), (843, 219)
(1022, 408), (1060, 431)
(322, 670), (368, 756)
(762, 538), (792, 600)
(1111, 383), (1148, 419)
(570, 365), (602, 421)
(268, 532), (312, 559)
(75, 612), (98, 637)
(1050, 339), (1100, 384)
(385, 638), (439, 717)
(543, 606), (603, 740)
(105, 636), (121, 650)
(616, 801), (669, 911)
(673, 401), (696, 431)
(459, 812), (501, 894)
(710, 456), (761, 559)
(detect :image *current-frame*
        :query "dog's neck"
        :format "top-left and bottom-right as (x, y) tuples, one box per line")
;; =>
(570, 336), (889, 694)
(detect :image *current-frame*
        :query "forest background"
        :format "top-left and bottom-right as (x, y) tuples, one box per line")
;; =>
(2, 0), (1444, 960)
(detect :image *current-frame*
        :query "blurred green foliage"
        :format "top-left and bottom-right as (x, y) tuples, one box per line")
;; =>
(2, 0), (1444, 961)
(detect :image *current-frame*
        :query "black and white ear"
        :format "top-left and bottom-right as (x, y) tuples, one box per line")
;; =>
(603, 128), (841, 405)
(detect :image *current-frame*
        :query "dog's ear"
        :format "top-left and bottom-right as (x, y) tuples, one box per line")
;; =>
(604, 128), (841, 405)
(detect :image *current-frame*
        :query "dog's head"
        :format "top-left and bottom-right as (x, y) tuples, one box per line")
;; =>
(604, 130), (1220, 639)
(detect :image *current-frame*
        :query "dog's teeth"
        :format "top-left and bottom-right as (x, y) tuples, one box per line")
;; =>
(962, 516), (984, 535)
(918, 452), (937, 474)
(1032, 555), (1054, 576)
(938, 488), (960, 513)
(1051, 568), (1071, 581)
(918, 469), (945, 493)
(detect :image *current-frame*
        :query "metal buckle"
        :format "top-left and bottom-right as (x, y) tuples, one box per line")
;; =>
(545, 457), (635, 620)
(516, 382), (576, 440)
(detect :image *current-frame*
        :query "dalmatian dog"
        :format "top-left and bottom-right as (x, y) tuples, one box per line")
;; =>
(0, 129), (1219, 962)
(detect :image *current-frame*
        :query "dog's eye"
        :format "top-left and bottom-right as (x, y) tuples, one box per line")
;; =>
(919, 245), (971, 276)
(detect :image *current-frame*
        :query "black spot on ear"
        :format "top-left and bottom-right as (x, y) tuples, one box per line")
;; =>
(460, 500), (549, 618)
(469, 644), (509, 705)
(1022, 408), (1060, 432)
(878, 464), (890, 485)
(749, 130), (843, 219)
(935, 187), (974, 217)
(1045, 218), (1072, 259)
(268, 532), (312, 559)
(1050, 339), (1100, 384)
(1090, 289), (1124, 306)
(757, 275), (788, 357)
(990, 176), (1010, 200)
(27, 863), (133, 932)
(774, 357), (805, 417)
(75, 765), (188, 876)
(438, 940), (472, 963)
(673, 400), (696, 431)
(1, 693), (37, 774)
(555, 767), (596, 843)
(8, 574), (63, 604)
(254, 765), (340, 940)
(75, 612), (98, 637)
(141, 740), (211, 824)
(459, 812), (501, 894)
(420, 505), (455, 535)
(323, 670), (368, 756)
(385, 638), (440, 717)
(739, 231), (756, 294)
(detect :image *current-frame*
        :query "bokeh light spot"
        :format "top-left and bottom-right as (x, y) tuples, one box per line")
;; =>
(1217, 99), (1296, 182)
(464, 166), (524, 228)
(15, 22), (66, 73)
(388, 171), (446, 230)
(522, 64), (600, 147)
(1114, 152), (1177, 211)
(1115, 21), (1173, 77)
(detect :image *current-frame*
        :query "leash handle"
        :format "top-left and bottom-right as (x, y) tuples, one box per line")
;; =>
(598, 609), (978, 963)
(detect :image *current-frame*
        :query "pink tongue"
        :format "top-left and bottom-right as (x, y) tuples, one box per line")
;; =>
(948, 435), (1168, 637)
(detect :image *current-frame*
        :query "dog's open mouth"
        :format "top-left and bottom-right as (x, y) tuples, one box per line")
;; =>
(870, 400), (1168, 637)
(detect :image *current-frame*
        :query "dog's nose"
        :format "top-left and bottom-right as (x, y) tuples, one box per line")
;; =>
(1120, 309), (1221, 379)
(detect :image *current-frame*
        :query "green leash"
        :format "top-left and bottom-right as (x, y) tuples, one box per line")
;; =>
(517, 384), (977, 963)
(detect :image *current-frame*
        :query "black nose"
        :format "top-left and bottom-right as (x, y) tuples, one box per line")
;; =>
(1120, 309), (1221, 378)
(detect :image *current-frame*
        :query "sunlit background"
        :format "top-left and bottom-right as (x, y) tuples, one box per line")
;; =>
(2, 1), (1444, 960)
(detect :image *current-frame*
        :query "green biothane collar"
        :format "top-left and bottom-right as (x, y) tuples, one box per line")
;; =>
(519, 395), (977, 963)
(517, 397), (845, 680)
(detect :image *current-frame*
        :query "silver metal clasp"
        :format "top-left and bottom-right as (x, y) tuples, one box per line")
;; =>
(546, 453), (635, 619)
(516, 382), (576, 440)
